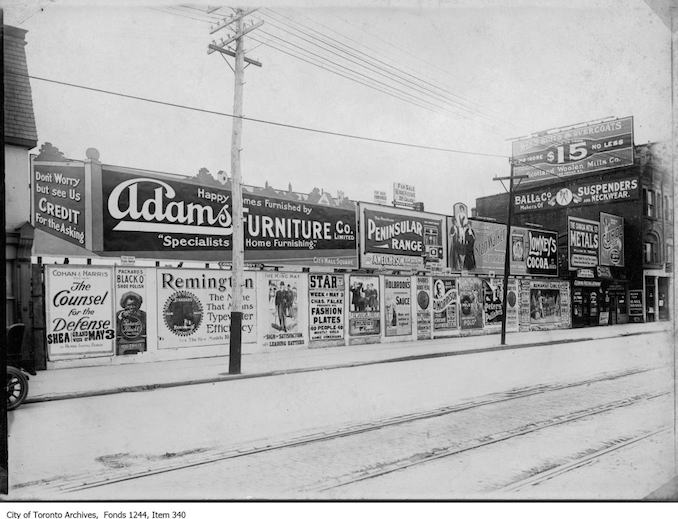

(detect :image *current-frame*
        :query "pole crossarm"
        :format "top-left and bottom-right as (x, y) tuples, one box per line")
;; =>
(208, 20), (265, 54)
(210, 8), (258, 34)
(208, 44), (263, 67)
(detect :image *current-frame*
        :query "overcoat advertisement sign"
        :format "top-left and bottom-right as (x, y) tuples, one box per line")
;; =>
(33, 163), (86, 247)
(513, 175), (640, 213)
(512, 116), (634, 185)
(100, 168), (358, 266)
(568, 216), (599, 270)
(360, 203), (446, 270)
(308, 274), (345, 344)
(45, 266), (115, 360)
(599, 213), (624, 267)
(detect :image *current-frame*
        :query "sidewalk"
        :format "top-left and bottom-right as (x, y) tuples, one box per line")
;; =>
(25, 321), (674, 404)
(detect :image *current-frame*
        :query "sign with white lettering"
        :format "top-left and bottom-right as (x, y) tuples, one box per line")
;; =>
(45, 266), (115, 360)
(157, 268), (257, 348)
(384, 276), (412, 337)
(599, 212), (624, 267)
(628, 290), (644, 320)
(458, 277), (483, 330)
(308, 274), (345, 344)
(393, 182), (416, 207)
(512, 116), (634, 185)
(359, 203), (447, 270)
(33, 163), (86, 247)
(100, 168), (358, 266)
(513, 175), (640, 213)
(568, 216), (599, 270)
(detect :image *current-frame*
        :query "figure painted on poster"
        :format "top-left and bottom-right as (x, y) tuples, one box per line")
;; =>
(275, 281), (287, 331)
(116, 291), (147, 354)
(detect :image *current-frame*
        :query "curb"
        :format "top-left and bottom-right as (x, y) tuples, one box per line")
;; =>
(24, 328), (666, 405)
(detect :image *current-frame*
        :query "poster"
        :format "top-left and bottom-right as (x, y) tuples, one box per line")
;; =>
(308, 274), (345, 344)
(483, 278), (503, 328)
(45, 266), (115, 360)
(359, 203), (446, 270)
(457, 277), (483, 330)
(506, 279), (519, 332)
(432, 277), (458, 335)
(259, 272), (308, 347)
(348, 275), (381, 336)
(568, 216), (600, 269)
(599, 212), (625, 267)
(33, 163), (86, 247)
(114, 267), (149, 355)
(629, 290), (644, 321)
(101, 168), (358, 266)
(384, 276), (412, 337)
(157, 268), (257, 349)
(525, 229), (558, 276)
(416, 276), (432, 340)
(520, 280), (571, 330)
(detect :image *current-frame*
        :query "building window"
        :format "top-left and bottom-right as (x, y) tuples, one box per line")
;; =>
(664, 195), (672, 222)
(644, 189), (656, 218)
(644, 234), (660, 264)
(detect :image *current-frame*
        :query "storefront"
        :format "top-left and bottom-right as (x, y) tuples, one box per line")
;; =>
(643, 269), (671, 322)
(572, 279), (601, 327)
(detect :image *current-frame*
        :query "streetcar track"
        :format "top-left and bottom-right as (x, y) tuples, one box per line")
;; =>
(307, 391), (670, 493)
(9, 365), (663, 495)
(499, 426), (671, 493)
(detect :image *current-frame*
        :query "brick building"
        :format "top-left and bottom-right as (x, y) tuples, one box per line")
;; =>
(475, 142), (672, 326)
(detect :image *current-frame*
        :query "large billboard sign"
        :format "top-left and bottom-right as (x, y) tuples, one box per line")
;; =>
(33, 162), (86, 247)
(513, 174), (640, 213)
(512, 117), (634, 185)
(359, 203), (446, 270)
(599, 213), (624, 267)
(447, 214), (557, 277)
(568, 216), (599, 269)
(100, 168), (358, 266)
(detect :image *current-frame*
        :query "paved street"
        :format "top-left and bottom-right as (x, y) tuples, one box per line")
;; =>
(6, 326), (674, 500)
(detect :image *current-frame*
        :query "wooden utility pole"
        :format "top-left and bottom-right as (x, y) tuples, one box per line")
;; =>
(1, 9), (8, 495)
(208, 8), (262, 374)
(494, 162), (528, 345)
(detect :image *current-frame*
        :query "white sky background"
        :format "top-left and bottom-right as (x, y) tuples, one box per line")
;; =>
(3, 0), (672, 214)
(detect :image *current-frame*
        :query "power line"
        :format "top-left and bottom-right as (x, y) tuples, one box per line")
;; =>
(261, 8), (504, 127)
(12, 71), (508, 159)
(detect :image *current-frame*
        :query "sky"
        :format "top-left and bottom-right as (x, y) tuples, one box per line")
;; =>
(3, 0), (672, 215)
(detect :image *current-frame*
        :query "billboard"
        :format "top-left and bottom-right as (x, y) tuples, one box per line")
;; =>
(457, 277), (483, 330)
(359, 203), (446, 270)
(432, 277), (458, 336)
(157, 268), (257, 348)
(393, 182), (416, 207)
(384, 276), (412, 337)
(45, 266), (115, 360)
(599, 213), (624, 267)
(114, 267), (149, 355)
(348, 275), (381, 336)
(519, 279), (571, 331)
(33, 163), (86, 247)
(100, 168), (358, 266)
(259, 272), (308, 348)
(512, 117), (634, 185)
(513, 174), (640, 213)
(308, 274), (345, 344)
(416, 276), (432, 339)
(447, 214), (556, 277)
(568, 217), (599, 269)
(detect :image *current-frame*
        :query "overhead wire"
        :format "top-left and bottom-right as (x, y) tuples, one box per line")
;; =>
(10, 71), (508, 159)
(261, 7), (503, 127)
